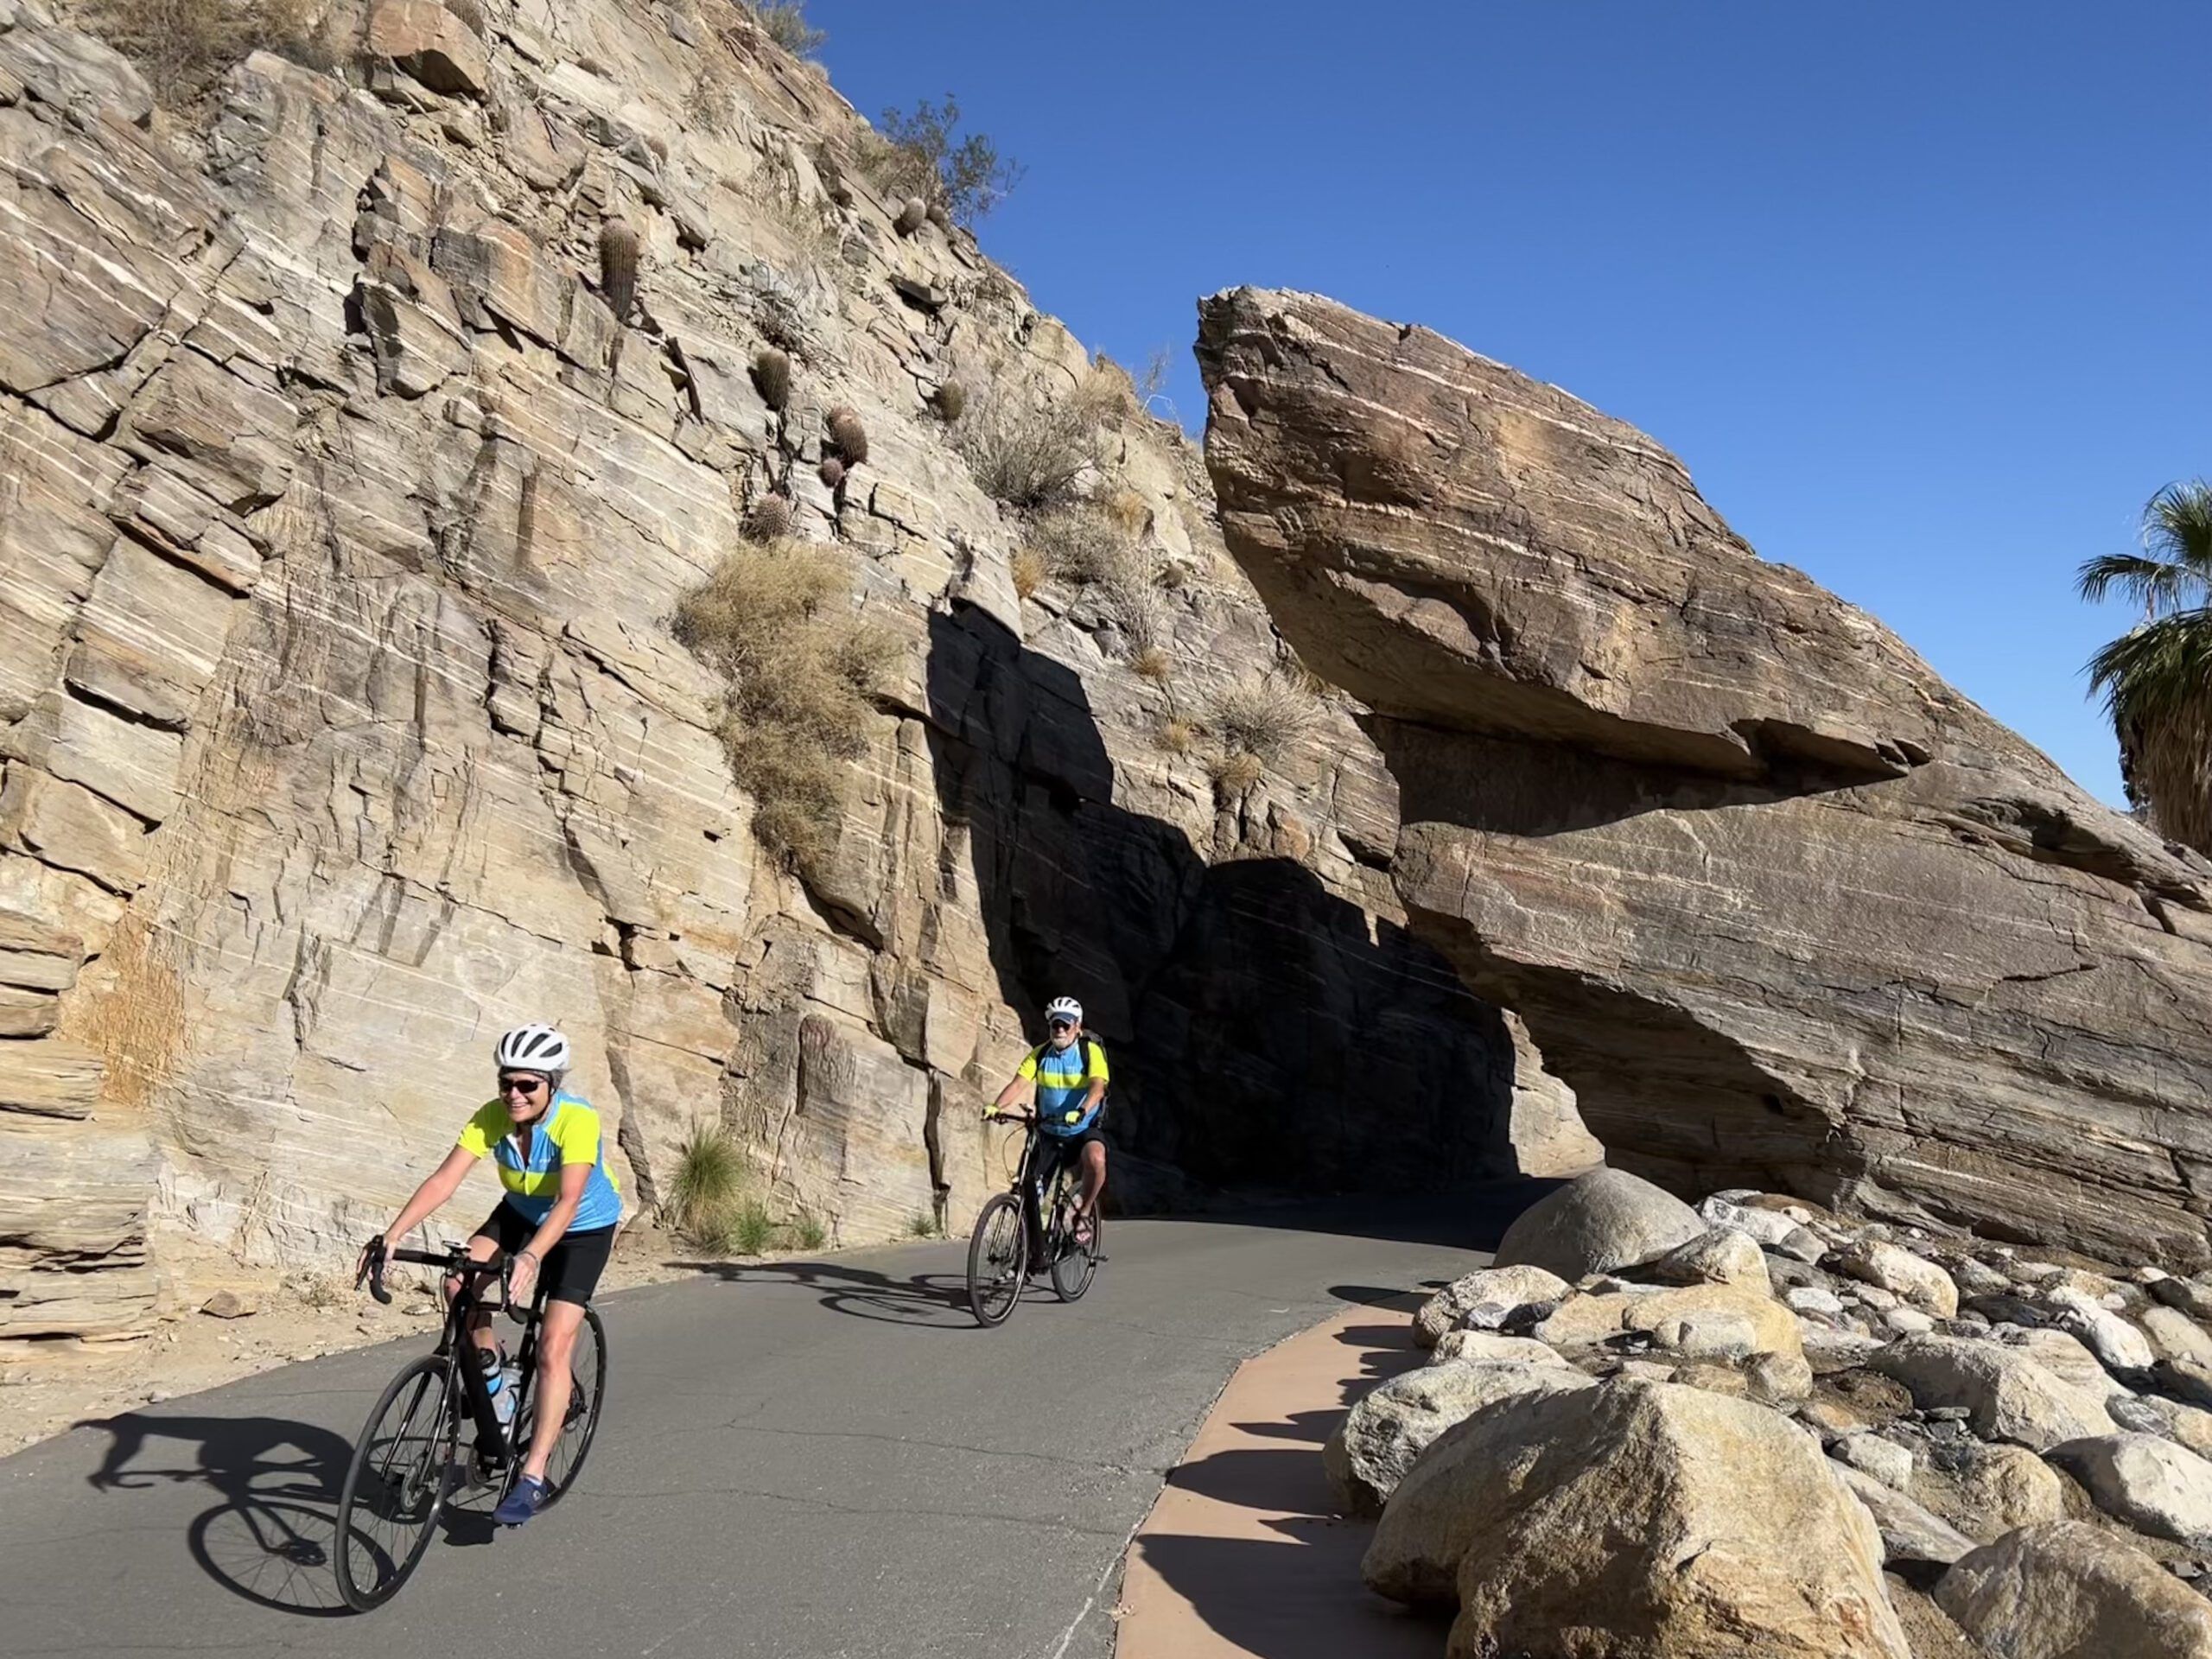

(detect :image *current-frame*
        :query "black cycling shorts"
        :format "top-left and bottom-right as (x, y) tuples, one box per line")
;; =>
(472, 1205), (613, 1306)
(1032, 1126), (1105, 1186)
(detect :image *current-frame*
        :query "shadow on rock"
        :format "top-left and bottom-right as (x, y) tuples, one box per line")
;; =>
(923, 600), (1521, 1211)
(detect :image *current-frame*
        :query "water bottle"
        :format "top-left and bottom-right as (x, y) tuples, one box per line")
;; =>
(479, 1345), (517, 1427)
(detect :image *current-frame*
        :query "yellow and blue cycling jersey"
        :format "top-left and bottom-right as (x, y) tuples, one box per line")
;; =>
(456, 1091), (623, 1231)
(1019, 1037), (1109, 1137)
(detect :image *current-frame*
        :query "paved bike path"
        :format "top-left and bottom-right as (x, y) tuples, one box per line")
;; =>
(0, 1204), (1503, 1659)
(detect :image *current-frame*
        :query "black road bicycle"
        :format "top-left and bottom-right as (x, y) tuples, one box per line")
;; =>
(965, 1114), (1104, 1326)
(334, 1241), (607, 1610)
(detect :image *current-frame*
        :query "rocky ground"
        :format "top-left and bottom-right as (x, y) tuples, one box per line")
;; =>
(1328, 1168), (2212, 1657)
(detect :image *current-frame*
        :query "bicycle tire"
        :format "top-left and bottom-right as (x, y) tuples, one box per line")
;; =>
(967, 1192), (1027, 1327)
(505, 1305), (608, 1510)
(334, 1354), (457, 1611)
(1049, 1181), (1102, 1302)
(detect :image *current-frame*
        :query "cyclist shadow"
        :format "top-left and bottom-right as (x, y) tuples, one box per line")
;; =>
(78, 1408), (506, 1614)
(676, 1257), (979, 1329)
(77, 1409), (357, 1616)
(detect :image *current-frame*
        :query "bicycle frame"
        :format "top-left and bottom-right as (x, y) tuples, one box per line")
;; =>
(1010, 1126), (1077, 1261)
(382, 1245), (545, 1471)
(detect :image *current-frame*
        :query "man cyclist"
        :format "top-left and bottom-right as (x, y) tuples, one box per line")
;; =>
(354, 1023), (620, 1527)
(987, 996), (1108, 1244)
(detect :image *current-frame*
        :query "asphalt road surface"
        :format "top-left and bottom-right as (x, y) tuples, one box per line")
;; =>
(0, 1201), (1510, 1659)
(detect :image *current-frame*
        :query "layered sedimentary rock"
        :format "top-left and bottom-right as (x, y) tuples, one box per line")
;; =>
(1198, 285), (2212, 1264)
(0, 7), (1552, 1339)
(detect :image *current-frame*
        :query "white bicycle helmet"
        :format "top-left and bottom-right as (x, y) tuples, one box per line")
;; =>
(1044, 996), (1083, 1027)
(495, 1023), (572, 1073)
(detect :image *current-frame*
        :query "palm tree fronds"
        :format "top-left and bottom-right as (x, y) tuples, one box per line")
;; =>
(2075, 551), (2198, 611)
(2145, 480), (2212, 578)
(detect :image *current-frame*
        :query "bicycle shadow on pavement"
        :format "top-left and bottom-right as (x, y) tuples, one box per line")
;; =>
(76, 1409), (357, 1616)
(673, 1256), (979, 1329)
(76, 1408), (509, 1614)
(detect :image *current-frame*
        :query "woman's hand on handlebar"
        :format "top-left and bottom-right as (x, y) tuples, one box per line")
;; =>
(984, 1106), (1033, 1123)
(354, 1235), (387, 1289)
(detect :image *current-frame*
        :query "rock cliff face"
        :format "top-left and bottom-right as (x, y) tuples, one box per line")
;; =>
(0, 5), (1558, 1342)
(1197, 286), (2212, 1266)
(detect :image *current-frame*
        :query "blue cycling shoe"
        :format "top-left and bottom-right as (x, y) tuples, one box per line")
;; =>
(493, 1475), (550, 1527)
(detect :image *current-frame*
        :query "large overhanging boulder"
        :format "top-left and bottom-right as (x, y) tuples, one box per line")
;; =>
(1196, 285), (2212, 1264)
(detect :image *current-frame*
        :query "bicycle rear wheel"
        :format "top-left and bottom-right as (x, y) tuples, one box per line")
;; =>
(334, 1354), (457, 1611)
(967, 1192), (1027, 1327)
(507, 1305), (607, 1510)
(1049, 1180), (1102, 1302)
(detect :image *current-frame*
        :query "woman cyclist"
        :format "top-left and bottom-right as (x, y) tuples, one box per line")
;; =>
(355, 1023), (621, 1526)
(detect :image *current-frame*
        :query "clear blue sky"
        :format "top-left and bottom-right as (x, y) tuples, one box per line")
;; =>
(815, 2), (2209, 807)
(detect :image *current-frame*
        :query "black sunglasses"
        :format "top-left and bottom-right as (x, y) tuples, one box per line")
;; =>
(1046, 1019), (1075, 1032)
(499, 1075), (549, 1096)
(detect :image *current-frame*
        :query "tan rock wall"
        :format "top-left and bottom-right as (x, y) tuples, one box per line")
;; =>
(0, 4), (1554, 1340)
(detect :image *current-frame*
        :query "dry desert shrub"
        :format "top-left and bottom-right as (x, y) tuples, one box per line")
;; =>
(1211, 750), (1264, 792)
(1010, 546), (1047, 600)
(746, 0), (824, 57)
(1134, 646), (1172, 683)
(953, 388), (1101, 512)
(674, 538), (894, 874)
(92, 0), (329, 105)
(1034, 501), (1140, 588)
(1157, 716), (1197, 754)
(1206, 675), (1318, 766)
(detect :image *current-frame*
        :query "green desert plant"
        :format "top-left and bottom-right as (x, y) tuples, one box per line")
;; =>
(794, 1211), (827, 1251)
(907, 1210), (938, 1239)
(826, 405), (869, 467)
(669, 1122), (747, 1246)
(817, 455), (846, 491)
(727, 1198), (778, 1255)
(1206, 675), (1318, 766)
(673, 537), (894, 874)
(932, 380), (967, 423)
(752, 347), (792, 411)
(598, 220), (642, 321)
(2078, 480), (2212, 854)
(858, 96), (1023, 228)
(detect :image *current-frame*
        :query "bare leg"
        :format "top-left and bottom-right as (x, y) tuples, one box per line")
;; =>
(1077, 1141), (1106, 1219)
(522, 1300), (584, 1481)
(445, 1232), (503, 1367)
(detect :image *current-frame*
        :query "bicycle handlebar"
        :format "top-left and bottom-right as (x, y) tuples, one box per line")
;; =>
(358, 1240), (506, 1306)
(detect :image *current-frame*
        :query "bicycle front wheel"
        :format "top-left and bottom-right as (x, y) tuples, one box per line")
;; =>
(967, 1192), (1027, 1327)
(1050, 1190), (1102, 1303)
(509, 1305), (607, 1510)
(335, 1355), (457, 1611)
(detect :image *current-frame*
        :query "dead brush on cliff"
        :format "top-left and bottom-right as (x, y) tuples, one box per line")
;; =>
(675, 538), (894, 875)
(956, 391), (1103, 513)
(92, 0), (330, 105)
(1206, 675), (1318, 766)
